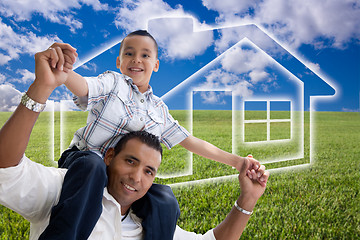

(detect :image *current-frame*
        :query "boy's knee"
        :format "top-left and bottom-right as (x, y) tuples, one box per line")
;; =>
(65, 151), (107, 183)
(82, 153), (106, 178)
(148, 184), (179, 210)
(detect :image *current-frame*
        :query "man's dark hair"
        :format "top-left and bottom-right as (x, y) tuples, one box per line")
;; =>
(120, 30), (158, 58)
(114, 131), (163, 157)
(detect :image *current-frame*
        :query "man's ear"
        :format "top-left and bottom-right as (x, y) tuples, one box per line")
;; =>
(116, 56), (120, 69)
(104, 148), (115, 166)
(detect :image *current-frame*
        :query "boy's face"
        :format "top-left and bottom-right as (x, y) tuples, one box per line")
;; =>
(104, 138), (161, 215)
(117, 35), (159, 93)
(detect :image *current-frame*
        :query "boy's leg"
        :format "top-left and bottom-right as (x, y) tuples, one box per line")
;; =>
(132, 183), (180, 240)
(39, 149), (107, 240)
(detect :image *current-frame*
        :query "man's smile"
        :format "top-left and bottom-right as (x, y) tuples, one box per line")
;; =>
(122, 182), (137, 192)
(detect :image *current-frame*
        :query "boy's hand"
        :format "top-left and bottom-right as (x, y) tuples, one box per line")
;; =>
(33, 43), (77, 94)
(48, 43), (78, 73)
(234, 155), (267, 187)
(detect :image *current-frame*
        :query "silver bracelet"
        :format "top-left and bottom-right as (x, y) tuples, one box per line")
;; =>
(234, 200), (253, 215)
(20, 92), (46, 112)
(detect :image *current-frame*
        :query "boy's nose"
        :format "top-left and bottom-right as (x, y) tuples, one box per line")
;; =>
(132, 56), (141, 63)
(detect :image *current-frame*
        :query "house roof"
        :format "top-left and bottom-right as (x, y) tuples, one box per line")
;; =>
(146, 17), (336, 101)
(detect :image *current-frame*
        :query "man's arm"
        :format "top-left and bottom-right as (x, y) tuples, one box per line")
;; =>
(179, 135), (265, 186)
(212, 164), (269, 240)
(0, 44), (76, 168)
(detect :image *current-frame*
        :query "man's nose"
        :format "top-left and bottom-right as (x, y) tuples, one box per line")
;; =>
(130, 168), (142, 183)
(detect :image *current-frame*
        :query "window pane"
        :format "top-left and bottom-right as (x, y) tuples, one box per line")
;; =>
(270, 101), (291, 119)
(244, 101), (267, 120)
(270, 122), (291, 140)
(244, 123), (267, 142)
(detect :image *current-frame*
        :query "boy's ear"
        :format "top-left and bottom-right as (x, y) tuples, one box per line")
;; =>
(104, 148), (115, 166)
(153, 59), (159, 72)
(116, 56), (120, 69)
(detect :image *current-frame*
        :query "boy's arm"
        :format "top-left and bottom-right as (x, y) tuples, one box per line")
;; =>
(64, 71), (89, 97)
(49, 43), (88, 97)
(0, 45), (73, 168)
(179, 135), (265, 186)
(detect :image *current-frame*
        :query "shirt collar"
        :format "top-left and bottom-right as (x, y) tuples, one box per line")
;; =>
(124, 75), (154, 99)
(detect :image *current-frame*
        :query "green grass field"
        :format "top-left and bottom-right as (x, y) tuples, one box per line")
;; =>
(0, 111), (359, 239)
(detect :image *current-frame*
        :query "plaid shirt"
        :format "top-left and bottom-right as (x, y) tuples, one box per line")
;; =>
(70, 71), (190, 157)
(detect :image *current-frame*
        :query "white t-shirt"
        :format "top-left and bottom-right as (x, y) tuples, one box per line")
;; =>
(0, 156), (215, 240)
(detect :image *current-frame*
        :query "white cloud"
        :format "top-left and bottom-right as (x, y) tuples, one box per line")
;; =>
(203, 0), (360, 50)
(0, 19), (60, 65)
(11, 69), (35, 84)
(80, 62), (98, 72)
(342, 107), (360, 112)
(202, 0), (258, 15)
(114, 0), (213, 60)
(199, 91), (227, 105)
(148, 18), (213, 60)
(201, 69), (254, 98)
(0, 53), (12, 65)
(0, 73), (6, 84)
(0, 84), (22, 112)
(0, 0), (108, 32)
(249, 70), (270, 84)
(114, 0), (185, 31)
(221, 46), (271, 75)
(256, 0), (360, 49)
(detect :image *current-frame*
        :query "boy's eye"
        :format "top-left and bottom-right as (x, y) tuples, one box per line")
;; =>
(125, 52), (132, 56)
(142, 54), (149, 58)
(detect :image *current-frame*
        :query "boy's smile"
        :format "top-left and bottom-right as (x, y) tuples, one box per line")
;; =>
(117, 35), (159, 93)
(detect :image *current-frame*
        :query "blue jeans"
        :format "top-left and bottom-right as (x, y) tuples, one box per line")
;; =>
(39, 147), (107, 240)
(39, 146), (180, 240)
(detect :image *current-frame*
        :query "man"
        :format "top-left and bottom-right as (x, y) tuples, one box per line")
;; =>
(0, 44), (269, 239)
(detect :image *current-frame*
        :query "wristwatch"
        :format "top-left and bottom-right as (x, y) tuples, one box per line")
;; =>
(20, 92), (46, 112)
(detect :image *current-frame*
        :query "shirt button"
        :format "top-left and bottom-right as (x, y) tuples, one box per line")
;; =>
(140, 99), (144, 103)
(140, 117), (144, 121)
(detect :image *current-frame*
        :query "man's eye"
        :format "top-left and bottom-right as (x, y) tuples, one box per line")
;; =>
(145, 170), (153, 176)
(126, 159), (134, 164)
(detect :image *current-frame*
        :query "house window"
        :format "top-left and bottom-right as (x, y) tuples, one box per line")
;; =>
(244, 100), (291, 142)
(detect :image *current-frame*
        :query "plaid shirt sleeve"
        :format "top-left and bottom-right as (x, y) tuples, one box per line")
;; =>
(159, 101), (190, 149)
(73, 71), (117, 111)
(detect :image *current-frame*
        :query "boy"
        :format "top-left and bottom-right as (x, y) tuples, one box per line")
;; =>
(41, 30), (264, 239)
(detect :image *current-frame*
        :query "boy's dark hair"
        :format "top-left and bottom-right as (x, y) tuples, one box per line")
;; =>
(114, 131), (163, 157)
(120, 30), (158, 58)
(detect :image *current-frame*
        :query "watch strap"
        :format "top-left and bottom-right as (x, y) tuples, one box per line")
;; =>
(20, 92), (46, 112)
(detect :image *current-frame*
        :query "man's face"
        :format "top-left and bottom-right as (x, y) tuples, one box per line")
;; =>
(117, 35), (159, 93)
(104, 138), (161, 214)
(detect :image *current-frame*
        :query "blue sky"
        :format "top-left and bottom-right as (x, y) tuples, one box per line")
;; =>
(0, 0), (359, 112)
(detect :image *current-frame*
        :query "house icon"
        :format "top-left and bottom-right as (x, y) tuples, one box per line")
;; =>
(144, 17), (337, 182)
(59, 17), (336, 184)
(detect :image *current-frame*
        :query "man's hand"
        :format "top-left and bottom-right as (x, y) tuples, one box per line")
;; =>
(238, 158), (269, 202)
(233, 154), (267, 187)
